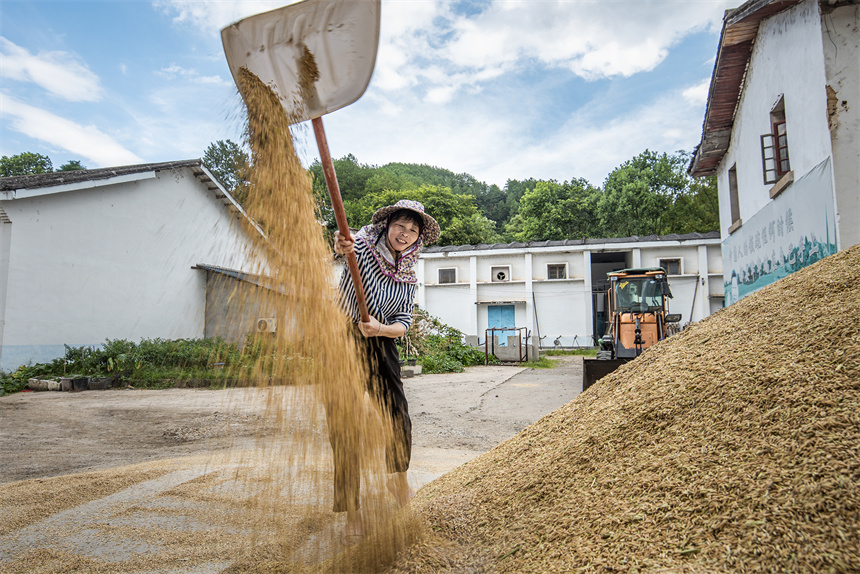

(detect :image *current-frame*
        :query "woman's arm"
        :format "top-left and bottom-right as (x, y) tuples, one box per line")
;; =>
(358, 318), (406, 339)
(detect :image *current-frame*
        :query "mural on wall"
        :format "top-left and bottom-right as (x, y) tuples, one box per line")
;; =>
(723, 157), (838, 305)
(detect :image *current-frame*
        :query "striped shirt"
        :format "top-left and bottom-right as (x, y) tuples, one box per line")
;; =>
(338, 238), (416, 330)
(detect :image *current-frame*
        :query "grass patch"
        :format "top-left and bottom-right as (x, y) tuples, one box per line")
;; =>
(542, 348), (598, 357)
(522, 357), (559, 369)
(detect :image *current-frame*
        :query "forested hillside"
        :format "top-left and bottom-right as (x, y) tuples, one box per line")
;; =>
(304, 149), (718, 245)
(204, 142), (719, 246)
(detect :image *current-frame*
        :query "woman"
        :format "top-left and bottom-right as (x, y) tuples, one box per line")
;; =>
(331, 199), (440, 545)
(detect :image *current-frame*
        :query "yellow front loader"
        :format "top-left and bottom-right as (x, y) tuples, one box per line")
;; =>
(583, 268), (680, 389)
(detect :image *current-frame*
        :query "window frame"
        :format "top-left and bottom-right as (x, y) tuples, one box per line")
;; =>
(761, 96), (790, 185)
(438, 267), (457, 284)
(659, 258), (682, 276)
(546, 263), (568, 280)
(728, 164), (741, 233)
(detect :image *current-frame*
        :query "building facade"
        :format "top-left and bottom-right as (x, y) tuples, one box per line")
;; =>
(690, 0), (859, 305)
(0, 160), (265, 371)
(417, 233), (722, 349)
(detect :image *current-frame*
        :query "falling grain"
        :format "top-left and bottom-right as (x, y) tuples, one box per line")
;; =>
(215, 67), (422, 572)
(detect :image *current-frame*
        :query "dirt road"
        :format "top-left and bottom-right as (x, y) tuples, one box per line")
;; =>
(1, 356), (583, 484)
(0, 356), (583, 572)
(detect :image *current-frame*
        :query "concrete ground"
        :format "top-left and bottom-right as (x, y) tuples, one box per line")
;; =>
(0, 355), (584, 573)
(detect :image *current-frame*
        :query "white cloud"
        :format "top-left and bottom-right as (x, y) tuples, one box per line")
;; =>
(157, 63), (231, 86)
(0, 92), (143, 167)
(323, 76), (710, 188)
(145, 0), (730, 186)
(149, 0), (733, 104)
(0, 37), (103, 102)
(152, 0), (294, 31)
(683, 78), (712, 107)
(379, 0), (735, 100)
(483, 85), (710, 186)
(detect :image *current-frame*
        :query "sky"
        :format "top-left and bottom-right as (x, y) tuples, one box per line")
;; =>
(0, 0), (740, 189)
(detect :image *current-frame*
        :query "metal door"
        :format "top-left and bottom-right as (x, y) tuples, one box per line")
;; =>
(487, 304), (515, 346)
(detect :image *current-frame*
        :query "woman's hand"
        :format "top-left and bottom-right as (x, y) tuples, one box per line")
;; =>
(358, 317), (383, 338)
(334, 231), (355, 256)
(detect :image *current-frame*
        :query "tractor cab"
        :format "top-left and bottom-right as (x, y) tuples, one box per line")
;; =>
(604, 268), (675, 359)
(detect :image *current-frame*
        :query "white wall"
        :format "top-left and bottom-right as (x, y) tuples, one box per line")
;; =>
(532, 280), (590, 346)
(713, 0), (851, 306)
(717, 0), (833, 237)
(424, 284), (473, 336)
(823, 3), (860, 249)
(0, 167), (261, 370)
(420, 239), (721, 349)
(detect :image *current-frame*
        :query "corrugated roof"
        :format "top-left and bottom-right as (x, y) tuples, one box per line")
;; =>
(689, 0), (805, 177)
(424, 231), (720, 254)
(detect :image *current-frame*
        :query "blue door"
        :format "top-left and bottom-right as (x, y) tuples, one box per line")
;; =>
(488, 305), (515, 346)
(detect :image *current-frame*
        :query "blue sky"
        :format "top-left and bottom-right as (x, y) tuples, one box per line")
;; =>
(0, 0), (739, 188)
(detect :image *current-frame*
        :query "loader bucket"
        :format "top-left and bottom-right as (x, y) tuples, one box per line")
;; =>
(582, 358), (629, 391)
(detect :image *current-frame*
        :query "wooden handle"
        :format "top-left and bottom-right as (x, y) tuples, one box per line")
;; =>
(312, 116), (370, 323)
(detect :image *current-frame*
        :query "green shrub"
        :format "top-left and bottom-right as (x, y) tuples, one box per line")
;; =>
(398, 308), (499, 374)
(0, 337), (247, 394)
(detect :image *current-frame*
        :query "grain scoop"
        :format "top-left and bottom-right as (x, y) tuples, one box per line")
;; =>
(221, 0), (381, 322)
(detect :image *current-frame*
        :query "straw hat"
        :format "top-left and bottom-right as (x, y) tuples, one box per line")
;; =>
(372, 199), (441, 244)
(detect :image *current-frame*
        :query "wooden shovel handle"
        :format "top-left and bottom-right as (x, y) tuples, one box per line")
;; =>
(312, 117), (371, 323)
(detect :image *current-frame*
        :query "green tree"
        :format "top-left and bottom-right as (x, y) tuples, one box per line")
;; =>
(598, 150), (688, 237)
(598, 150), (718, 237)
(505, 178), (600, 241)
(203, 140), (251, 204)
(364, 170), (411, 195)
(309, 154), (376, 204)
(473, 183), (507, 225)
(344, 185), (496, 246)
(443, 213), (501, 246)
(58, 160), (86, 171)
(0, 152), (53, 177)
(666, 152), (720, 234)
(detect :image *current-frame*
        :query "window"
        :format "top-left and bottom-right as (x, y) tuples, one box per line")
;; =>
(490, 265), (511, 282)
(659, 258), (681, 275)
(761, 96), (791, 185)
(547, 263), (567, 280)
(728, 164), (741, 233)
(438, 268), (457, 284)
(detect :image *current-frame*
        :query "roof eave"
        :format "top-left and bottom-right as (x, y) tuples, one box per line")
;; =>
(689, 0), (805, 177)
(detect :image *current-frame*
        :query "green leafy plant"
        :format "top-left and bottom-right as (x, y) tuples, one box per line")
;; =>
(0, 337), (249, 394)
(398, 308), (498, 374)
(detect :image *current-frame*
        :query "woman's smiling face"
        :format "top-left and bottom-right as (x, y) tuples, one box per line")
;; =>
(385, 215), (421, 255)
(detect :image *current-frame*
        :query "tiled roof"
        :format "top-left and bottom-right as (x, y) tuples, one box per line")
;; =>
(689, 0), (804, 177)
(0, 159), (248, 218)
(0, 160), (204, 191)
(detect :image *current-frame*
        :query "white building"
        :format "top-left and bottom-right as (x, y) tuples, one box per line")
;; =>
(417, 232), (722, 349)
(0, 160), (265, 371)
(690, 0), (859, 305)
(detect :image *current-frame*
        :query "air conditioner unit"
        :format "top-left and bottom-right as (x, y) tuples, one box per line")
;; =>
(256, 318), (277, 333)
(491, 265), (511, 282)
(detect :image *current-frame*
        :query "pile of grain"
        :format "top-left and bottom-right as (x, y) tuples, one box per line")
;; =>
(402, 245), (859, 573)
